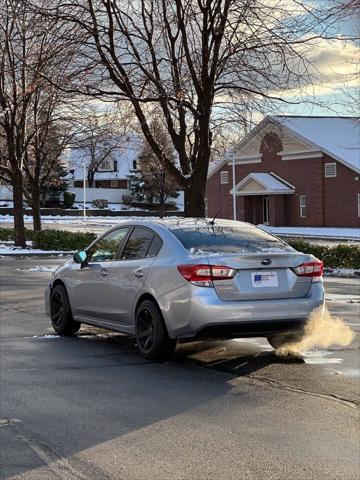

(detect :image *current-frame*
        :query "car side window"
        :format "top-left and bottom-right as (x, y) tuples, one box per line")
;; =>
(121, 227), (157, 260)
(146, 234), (163, 257)
(87, 228), (129, 263)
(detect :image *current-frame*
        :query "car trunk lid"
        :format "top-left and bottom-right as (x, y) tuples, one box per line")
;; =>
(209, 252), (313, 301)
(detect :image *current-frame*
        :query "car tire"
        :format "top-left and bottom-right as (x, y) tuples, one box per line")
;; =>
(50, 284), (81, 335)
(267, 331), (303, 350)
(135, 300), (176, 361)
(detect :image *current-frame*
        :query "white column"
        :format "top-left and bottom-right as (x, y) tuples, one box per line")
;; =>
(83, 164), (86, 221)
(232, 151), (237, 221)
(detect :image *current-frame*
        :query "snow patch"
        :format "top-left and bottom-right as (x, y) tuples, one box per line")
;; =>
(300, 350), (344, 365)
(32, 334), (61, 339)
(258, 225), (360, 241)
(15, 266), (58, 272)
(0, 244), (71, 255)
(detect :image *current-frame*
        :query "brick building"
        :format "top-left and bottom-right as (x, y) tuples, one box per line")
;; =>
(207, 116), (360, 228)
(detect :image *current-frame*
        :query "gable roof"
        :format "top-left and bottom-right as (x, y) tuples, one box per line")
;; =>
(230, 172), (295, 196)
(209, 116), (360, 178)
(277, 116), (360, 173)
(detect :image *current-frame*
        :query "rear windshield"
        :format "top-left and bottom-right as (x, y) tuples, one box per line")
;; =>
(170, 225), (294, 254)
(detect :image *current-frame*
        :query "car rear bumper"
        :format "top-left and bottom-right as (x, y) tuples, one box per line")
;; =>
(159, 281), (324, 339)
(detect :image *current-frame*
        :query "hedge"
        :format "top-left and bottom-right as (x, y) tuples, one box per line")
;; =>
(0, 227), (96, 251)
(32, 229), (97, 251)
(0, 226), (359, 267)
(0, 227), (36, 242)
(288, 239), (360, 269)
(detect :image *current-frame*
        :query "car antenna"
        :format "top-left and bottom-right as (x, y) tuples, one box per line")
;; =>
(208, 210), (219, 226)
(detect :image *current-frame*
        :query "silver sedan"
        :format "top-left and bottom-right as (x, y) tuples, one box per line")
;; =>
(45, 218), (324, 360)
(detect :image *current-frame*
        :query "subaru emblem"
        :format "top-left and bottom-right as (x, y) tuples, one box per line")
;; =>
(261, 258), (272, 266)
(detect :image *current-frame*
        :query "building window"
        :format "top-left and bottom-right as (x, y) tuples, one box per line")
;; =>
(98, 158), (115, 171)
(133, 160), (137, 170)
(220, 171), (229, 184)
(299, 195), (306, 218)
(110, 180), (118, 188)
(325, 162), (337, 177)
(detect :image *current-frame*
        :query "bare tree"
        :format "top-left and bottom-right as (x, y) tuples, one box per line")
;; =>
(37, 0), (344, 217)
(131, 116), (179, 218)
(23, 109), (71, 230)
(0, 0), (81, 242)
(71, 104), (134, 187)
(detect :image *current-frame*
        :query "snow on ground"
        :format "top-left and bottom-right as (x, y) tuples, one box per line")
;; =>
(0, 214), (180, 224)
(259, 225), (360, 240)
(15, 265), (58, 272)
(32, 335), (61, 339)
(324, 268), (359, 279)
(0, 243), (70, 256)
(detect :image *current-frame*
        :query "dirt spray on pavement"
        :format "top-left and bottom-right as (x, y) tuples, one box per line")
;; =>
(275, 305), (355, 357)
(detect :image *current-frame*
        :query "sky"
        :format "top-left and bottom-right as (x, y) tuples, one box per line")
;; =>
(276, 6), (359, 117)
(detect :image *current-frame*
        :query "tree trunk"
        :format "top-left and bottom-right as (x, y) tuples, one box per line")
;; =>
(12, 174), (26, 247)
(159, 198), (165, 218)
(184, 182), (206, 217)
(183, 152), (209, 218)
(88, 169), (95, 188)
(31, 187), (42, 232)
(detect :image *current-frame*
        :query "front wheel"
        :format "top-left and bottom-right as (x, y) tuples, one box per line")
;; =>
(50, 284), (81, 335)
(135, 300), (176, 361)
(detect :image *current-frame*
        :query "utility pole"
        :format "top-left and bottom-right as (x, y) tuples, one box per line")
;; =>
(83, 164), (86, 221)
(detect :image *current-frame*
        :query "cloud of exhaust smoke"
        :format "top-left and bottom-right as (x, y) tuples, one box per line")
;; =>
(276, 305), (355, 357)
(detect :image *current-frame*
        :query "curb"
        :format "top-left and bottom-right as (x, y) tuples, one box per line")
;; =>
(0, 251), (73, 257)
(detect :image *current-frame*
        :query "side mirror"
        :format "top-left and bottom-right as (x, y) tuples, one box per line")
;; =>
(73, 250), (87, 264)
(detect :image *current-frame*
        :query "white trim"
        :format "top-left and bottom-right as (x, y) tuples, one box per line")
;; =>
(234, 190), (291, 196)
(237, 153), (263, 160)
(270, 172), (296, 190)
(230, 173), (295, 196)
(358, 193), (360, 218)
(231, 153), (263, 165)
(228, 158), (262, 166)
(325, 162), (337, 178)
(280, 150), (323, 160)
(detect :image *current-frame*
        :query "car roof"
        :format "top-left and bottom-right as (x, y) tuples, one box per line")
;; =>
(107, 217), (253, 232)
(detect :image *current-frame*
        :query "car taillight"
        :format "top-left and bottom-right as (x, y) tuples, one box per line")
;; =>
(177, 264), (236, 287)
(293, 260), (323, 280)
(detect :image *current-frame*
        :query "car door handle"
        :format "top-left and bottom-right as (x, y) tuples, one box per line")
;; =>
(100, 269), (108, 278)
(133, 269), (144, 278)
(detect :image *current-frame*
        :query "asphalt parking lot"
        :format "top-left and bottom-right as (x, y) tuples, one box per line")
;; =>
(0, 256), (359, 480)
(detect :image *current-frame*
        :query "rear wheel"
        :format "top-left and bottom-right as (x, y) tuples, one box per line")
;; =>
(135, 300), (176, 361)
(50, 284), (80, 335)
(267, 331), (303, 349)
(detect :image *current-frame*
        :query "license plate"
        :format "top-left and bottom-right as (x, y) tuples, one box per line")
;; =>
(251, 271), (278, 288)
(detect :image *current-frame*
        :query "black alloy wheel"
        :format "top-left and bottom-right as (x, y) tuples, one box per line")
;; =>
(135, 300), (176, 361)
(50, 284), (81, 335)
(137, 307), (155, 352)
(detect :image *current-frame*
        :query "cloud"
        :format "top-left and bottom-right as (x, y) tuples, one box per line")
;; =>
(271, 38), (359, 100)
